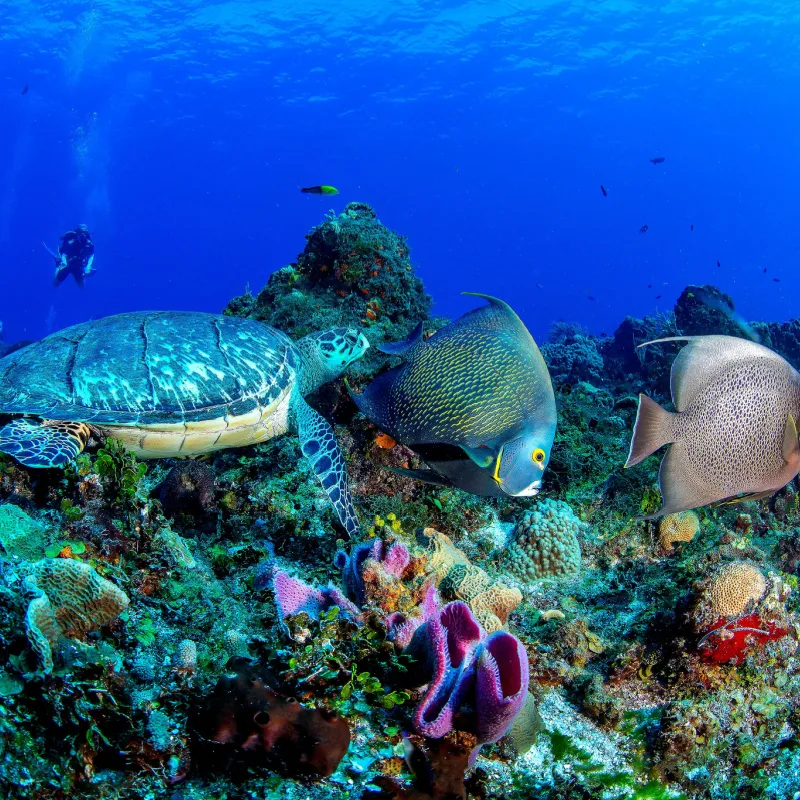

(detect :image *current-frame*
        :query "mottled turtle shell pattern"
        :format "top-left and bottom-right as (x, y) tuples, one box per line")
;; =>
(0, 311), (300, 425)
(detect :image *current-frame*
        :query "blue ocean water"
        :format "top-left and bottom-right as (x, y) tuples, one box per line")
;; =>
(1, 1), (799, 345)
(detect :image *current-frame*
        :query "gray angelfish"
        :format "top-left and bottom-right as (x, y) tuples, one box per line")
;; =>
(625, 335), (800, 517)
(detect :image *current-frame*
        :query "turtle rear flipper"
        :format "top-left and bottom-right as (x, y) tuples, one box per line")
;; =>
(0, 419), (90, 468)
(293, 397), (360, 538)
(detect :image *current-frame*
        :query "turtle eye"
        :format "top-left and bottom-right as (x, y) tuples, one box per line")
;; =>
(532, 448), (546, 464)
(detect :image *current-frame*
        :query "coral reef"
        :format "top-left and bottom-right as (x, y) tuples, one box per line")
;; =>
(157, 459), (217, 515)
(5, 206), (800, 800)
(191, 657), (351, 779)
(502, 499), (583, 582)
(22, 557), (129, 673)
(657, 510), (701, 553)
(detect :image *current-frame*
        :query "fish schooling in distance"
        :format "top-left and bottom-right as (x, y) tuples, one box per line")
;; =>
(625, 335), (800, 517)
(301, 185), (339, 195)
(350, 293), (557, 498)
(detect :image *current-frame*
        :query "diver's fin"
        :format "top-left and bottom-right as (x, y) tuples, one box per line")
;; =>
(385, 465), (455, 488)
(640, 443), (715, 519)
(462, 444), (497, 469)
(377, 322), (425, 358)
(639, 335), (789, 413)
(783, 413), (800, 462)
(293, 397), (360, 538)
(625, 394), (677, 468)
(0, 419), (89, 468)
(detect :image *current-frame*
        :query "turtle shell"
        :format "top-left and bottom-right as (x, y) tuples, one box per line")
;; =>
(0, 312), (301, 425)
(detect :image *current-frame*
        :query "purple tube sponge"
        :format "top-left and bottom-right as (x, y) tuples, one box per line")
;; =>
(272, 569), (359, 623)
(401, 587), (530, 751)
(336, 538), (411, 605)
(404, 590), (485, 739)
(473, 630), (530, 746)
(335, 540), (376, 606)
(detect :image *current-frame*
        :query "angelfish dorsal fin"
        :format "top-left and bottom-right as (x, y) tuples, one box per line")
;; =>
(377, 322), (425, 358)
(783, 413), (799, 462)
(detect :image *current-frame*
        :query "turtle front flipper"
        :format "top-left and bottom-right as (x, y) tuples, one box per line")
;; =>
(293, 397), (360, 538)
(0, 419), (90, 468)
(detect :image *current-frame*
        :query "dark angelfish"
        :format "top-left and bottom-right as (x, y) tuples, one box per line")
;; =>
(351, 293), (557, 498)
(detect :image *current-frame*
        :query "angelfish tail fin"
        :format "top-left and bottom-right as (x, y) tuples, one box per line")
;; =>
(625, 394), (677, 468)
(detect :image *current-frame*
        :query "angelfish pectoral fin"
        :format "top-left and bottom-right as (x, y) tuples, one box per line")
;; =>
(782, 413), (800, 462)
(294, 397), (360, 538)
(462, 445), (496, 469)
(0, 419), (89, 468)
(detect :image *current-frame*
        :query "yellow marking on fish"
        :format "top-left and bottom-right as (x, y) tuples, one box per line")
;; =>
(492, 449), (503, 484)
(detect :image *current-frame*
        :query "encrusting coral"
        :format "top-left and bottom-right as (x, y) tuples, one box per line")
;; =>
(22, 557), (129, 673)
(658, 510), (700, 553)
(502, 498), (583, 582)
(417, 528), (522, 632)
(191, 657), (351, 779)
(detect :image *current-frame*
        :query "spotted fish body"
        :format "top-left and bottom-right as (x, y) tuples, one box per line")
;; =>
(626, 335), (800, 517)
(356, 299), (553, 448)
(353, 294), (557, 497)
(0, 312), (299, 457)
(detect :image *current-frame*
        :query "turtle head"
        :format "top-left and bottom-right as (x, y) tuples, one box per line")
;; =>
(297, 328), (370, 393)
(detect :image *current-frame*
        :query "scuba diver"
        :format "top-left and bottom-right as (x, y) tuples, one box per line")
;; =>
(44, 225), (96, 288)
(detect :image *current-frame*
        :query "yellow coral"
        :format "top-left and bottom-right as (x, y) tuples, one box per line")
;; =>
(658, 511), (700, 553)
(702, 561), (766, 620)
(22, 558), (129, 673)
(425, 532), (522, 631)
(422, 528), (470, 583)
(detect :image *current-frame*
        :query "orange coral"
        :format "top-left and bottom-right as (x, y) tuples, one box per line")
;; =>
(375, 433), (397, 449)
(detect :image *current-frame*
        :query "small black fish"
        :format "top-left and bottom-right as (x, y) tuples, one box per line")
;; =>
(647, 284), (653, 289)
(655, 295), (662, 299)
(21, 84), (28, 95)
(650, 157), (665, 165)
(587, 295), (596, 301)
(600, 185), (608, 197)
(773, 278), (781, 283)
(690, 224), (694, 231)
(763, 268), (768, 273)
(716, 260), (721, 268)
(640, 224), (649, 234)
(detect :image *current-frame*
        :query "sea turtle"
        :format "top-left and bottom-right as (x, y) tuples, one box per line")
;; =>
(0, 311), (369, 536)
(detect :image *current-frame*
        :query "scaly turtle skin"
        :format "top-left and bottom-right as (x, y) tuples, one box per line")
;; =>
(0, 311), (369, 537)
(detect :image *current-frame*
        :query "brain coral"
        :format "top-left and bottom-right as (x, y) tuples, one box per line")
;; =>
(502, 499), (583, 582)
(419, 528), (522, 632)
(658, 511), (700, 553)
(22, 558), (129, 673)
(440, 563), (522, 633)
(699, 561), (767, 622)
